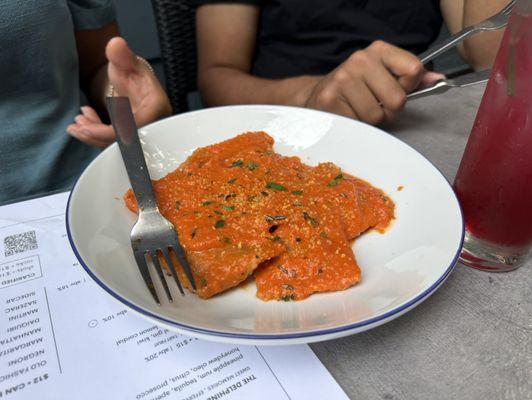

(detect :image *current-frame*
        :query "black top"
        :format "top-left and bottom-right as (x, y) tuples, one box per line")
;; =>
(193, 0), (443, 79)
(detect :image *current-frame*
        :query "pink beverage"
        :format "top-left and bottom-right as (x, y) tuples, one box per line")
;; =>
(454, 3), (532, 271)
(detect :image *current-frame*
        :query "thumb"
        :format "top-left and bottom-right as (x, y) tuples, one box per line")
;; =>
(106, 37), (136, 73)
(419, 71), (445, 88)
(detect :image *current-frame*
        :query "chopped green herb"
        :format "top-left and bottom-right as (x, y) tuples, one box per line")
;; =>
(175, 200), (182, 210)
(227, 178), (237, 184)
(320, 231), (328, 238)
(247, 161), (259, 171)
(260, 191), (269, 197)
(268, 235), (281, 242)
(293, 200), (302, 207)
(291, 190), (303, 195)
(328, 173), (344, 187)
(281, 284), (294, 290)
(218, 193), (226, 198)
(191, 227), (197, 238)
(266, 182), (286, 191)
(280, 295), (294, 302)
(278, 265), (289, 275)
(202, 201), (212, 206)
(200, 278), (207, 287)
(247, 195), (256, 202)
(228, 159), (243, 168)
(214, 210), (223, 215)
(214, 220), (225, 229)
(303, 211), (319, 226)
(221, 205), (235, 211)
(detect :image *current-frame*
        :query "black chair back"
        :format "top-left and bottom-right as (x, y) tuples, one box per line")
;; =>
(151, 0), (197, 114)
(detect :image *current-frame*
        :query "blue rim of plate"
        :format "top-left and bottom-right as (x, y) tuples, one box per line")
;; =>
(65, 105), (465, 341)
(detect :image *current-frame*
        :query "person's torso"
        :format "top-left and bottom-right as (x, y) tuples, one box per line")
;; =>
(0, 0), (98, 204)
(252, 0), (443, 78)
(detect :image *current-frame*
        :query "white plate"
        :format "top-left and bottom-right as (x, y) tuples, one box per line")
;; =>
(66, 105), (463, 345)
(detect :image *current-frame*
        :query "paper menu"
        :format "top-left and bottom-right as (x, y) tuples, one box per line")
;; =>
(0, 193), (348, 400)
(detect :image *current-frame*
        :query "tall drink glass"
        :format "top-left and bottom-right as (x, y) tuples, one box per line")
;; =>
(454, 0), (532, 272)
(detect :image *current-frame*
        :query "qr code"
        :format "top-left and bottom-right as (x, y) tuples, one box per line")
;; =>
(4, 231), (38, 257)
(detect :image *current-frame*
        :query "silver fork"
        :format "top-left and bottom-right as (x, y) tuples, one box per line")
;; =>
(107, 97), (196, 304)
(418, 0), (516, 64)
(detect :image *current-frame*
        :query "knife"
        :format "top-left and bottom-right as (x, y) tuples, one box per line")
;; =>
(407, 69), (491, 100)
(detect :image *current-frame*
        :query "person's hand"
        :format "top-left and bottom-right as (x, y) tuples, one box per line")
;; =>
(303, 40), (444, 125)
(67, 37), (171, 148)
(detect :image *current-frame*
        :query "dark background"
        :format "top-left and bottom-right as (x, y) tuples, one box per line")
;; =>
(115, 0), (467, 103)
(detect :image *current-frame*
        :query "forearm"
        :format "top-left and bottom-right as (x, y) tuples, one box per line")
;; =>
(461, 0), (506, 69)
(199, 66), (320, 107)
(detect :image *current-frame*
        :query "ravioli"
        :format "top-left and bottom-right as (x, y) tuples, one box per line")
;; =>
(124, 131), (394, 300)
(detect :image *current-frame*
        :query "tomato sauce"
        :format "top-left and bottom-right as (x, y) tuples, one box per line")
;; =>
(125, 132), (394, 300)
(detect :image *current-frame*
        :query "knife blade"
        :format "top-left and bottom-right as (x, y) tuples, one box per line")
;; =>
(407, 69), (491, 100)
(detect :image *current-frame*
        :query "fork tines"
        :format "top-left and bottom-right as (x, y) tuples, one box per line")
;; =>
(134, 246), (188, 304)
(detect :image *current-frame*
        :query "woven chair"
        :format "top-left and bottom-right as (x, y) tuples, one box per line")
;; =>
(151, 0), (197, 114)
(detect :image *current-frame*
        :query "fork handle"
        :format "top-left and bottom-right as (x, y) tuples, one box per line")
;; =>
(107, 97), (158, 212)
(418, 25), (478, 64)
